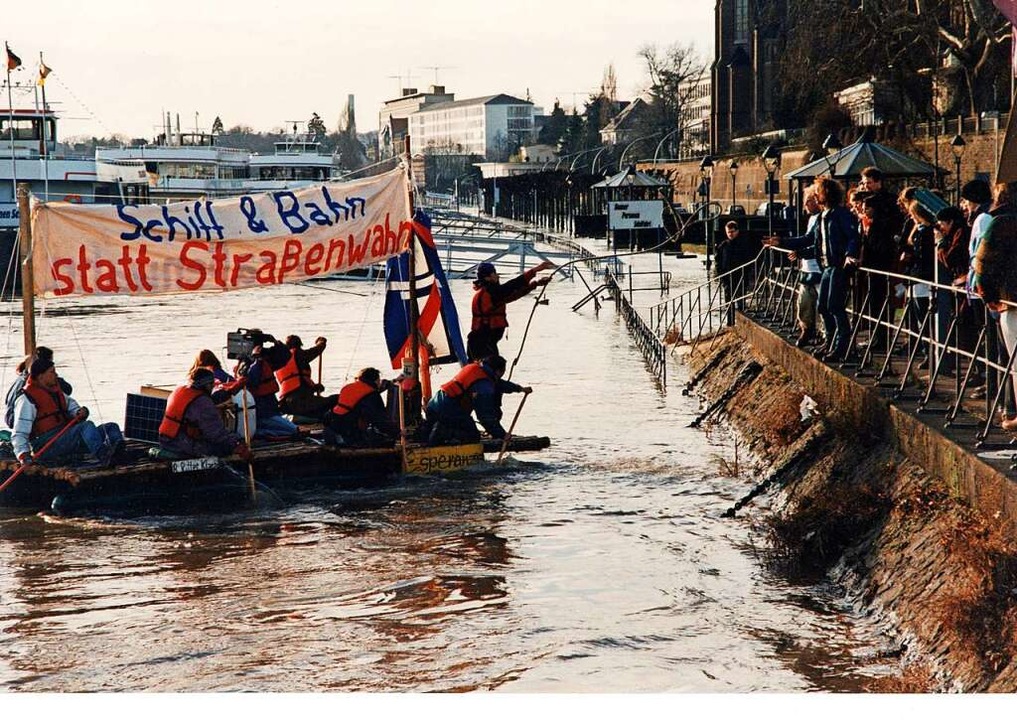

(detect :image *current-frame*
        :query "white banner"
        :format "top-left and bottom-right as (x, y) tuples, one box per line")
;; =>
(30, 168), (412, 298)
(608, 200), (664, 230)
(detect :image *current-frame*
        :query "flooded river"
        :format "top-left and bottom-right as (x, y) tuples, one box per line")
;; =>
(0, 246), (893, 691)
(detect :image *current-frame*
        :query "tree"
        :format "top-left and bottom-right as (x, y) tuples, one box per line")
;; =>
(636, 43), (706, 156)
(211, 116), (224, 135)
(308, 112), (327, 143)
(538, 100), (569, 147)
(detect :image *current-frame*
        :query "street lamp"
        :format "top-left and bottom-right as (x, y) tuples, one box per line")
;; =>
(821, 133), (842, 176)
(700, 155), (714, 270)
(728, 160), (739, 209)
(762, 144), (781, 236)
(950, 134), (966, 205)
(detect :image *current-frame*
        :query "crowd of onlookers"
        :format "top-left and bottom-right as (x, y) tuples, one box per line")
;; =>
(729, 166), (1017, 430)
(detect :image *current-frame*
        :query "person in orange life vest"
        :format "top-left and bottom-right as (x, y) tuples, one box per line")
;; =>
(324, 367), (399, 447)
(11, 358), (124, 468)
(4, 345), (73, 429)
(467, 260), (555, 361)
(243, 342), (300, 439)
(158, 368), (252, 460)
(275, 335), (338, 420)
(420, 355), (530, 445)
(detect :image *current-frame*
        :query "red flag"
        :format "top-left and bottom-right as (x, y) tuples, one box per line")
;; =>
(5, 43), (21, 71)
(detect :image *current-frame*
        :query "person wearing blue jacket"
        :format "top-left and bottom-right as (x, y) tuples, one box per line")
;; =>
(766, 177), (861, 361)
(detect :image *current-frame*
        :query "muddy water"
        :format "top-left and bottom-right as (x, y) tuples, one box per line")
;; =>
(0, 248), (894, 691)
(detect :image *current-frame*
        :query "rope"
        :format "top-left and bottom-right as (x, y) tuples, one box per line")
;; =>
(506, 203), (722, 381)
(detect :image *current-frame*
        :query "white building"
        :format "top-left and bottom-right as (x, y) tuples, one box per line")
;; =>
(378, 85), (455, 159)
(408, 94), (536, 161)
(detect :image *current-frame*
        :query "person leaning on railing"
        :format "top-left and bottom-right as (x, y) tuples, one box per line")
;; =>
(764, 177), (860, 362)
(972, 181), (1017, 431)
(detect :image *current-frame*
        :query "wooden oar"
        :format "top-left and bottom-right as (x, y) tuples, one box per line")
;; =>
(316, 353), (323, 395)
(0, 415), (81, 494)
(239, 389), (257, 501)
(496, 390), (531, 465)
(397, 383), (409, 473)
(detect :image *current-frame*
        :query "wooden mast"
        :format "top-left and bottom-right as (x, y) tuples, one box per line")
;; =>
(404, 135), (420, 387)
(17, 182), (36, 355)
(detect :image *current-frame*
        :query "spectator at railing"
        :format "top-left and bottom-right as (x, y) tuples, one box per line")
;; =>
(793, 189), (823, 348)
(934, 206), (975, 379)
(858, 168), (905, 353)
(973, 181), (1017, 430)
(901, 201), (937, 370)
(960, 179), (994, 400)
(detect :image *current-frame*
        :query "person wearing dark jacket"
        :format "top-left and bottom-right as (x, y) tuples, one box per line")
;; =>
(159, 368), (252, 460)
(275, 335), (338, 419)
(765, 178), (860, 361)
(467, 260), (555, 360)
(858, 167), (903, 351)
(324, 367), (398, 447)
(243, 342), (300, 438)
(419, 355), (529, 445)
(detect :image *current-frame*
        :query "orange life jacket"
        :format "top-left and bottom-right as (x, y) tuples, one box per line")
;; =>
(332, 380), (375, 417)
(22, 378), (71, 437)
(249, 359), (280, 398)
(471, 286), (508, 331)
(440, 362), (491, 399)
(158, 385), (205, 440)
(274, 349), (312, 397)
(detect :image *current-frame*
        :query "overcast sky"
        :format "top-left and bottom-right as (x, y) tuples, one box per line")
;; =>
(4, 0), (712, 142)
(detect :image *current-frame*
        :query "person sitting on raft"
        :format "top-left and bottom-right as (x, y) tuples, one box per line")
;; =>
(159, 368), (252, 461)
(12, 358), (124, 468)
(4, 345), (72, 429)
(275, 335), (338, 420)
(243, 342), (300, 439)
(323, 367), (399, 447)
(190, 349), (246, 404)
(419, 355), (530, 445)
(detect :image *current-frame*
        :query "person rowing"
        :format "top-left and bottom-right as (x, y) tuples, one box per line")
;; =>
(467, 260), (555, 360)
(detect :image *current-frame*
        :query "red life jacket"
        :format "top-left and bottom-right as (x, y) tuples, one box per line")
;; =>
(441, 362), (491, 399)
(249, 359), (280, 398)
(158, 385), (206, 440)
(274, 349), (312, 397)
(471, 286), (508, 331)
(332, 380), (375, 417)
(22, 378), (70, 437)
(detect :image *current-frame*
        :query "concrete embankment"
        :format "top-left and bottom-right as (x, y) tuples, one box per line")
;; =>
(686, 317), (1017, 692)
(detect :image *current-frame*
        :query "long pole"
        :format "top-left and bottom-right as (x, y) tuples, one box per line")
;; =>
(18, 182), (35, 355)
(404, 136), (420, 393)
(39, 53), (49, 202)
(6, 64), (17, 202)
(0, 415), (81, 494)
(704, 177), (712, 272)
(496, 391), (530, 465)
(239, 388), (257, 500)
(767, 171), (775, 237)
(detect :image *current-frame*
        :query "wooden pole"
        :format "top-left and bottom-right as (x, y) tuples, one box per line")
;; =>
(17, 182), (36, 356)
(404, 136), (420, 389)
(496, 391), (530, 465)
(397, 383), (409, 473)
(240, 389), (257, 500)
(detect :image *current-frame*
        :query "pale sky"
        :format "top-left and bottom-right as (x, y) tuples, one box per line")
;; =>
(5, 0), (712, 142)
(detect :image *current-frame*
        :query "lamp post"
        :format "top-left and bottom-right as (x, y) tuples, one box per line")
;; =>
(700, 155), (714, 270)
(728, 160), (739, 209)
(950, 133), (966, 205)
(821, 133), (842, 177)
(762, 144), (781, 237)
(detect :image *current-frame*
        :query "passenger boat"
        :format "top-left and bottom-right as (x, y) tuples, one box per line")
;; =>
(0, 161), (549, 515)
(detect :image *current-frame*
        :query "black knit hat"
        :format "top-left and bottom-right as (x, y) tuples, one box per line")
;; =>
(29, 358), (54, 378)
(961, 179), (991, 205)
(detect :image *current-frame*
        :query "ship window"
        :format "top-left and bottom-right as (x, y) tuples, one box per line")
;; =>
(0, 117), (42, 141)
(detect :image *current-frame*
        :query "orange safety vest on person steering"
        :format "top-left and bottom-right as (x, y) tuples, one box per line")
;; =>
(332, 380), (375, 417)
(274, 349), (312, 397)
(440, 362), (491, 399)
(248, 360), (280, 398)
(471, 286), (508, 331)
(158, 386), (205, 440)
(22, 379), (71, 437)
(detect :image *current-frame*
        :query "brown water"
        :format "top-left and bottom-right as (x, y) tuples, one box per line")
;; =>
(0, 251), (896, 691)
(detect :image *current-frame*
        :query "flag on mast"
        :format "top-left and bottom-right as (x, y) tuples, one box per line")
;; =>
(38, 60), (51, 86)
(5, 43), (21, 71)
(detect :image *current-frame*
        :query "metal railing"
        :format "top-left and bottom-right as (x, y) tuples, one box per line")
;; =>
(653, 245), (1017, 451)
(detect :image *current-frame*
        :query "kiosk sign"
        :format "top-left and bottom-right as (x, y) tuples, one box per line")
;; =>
(608, 200), (664, 230)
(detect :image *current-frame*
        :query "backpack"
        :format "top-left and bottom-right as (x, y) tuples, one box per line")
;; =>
(4, 374), (26, 429)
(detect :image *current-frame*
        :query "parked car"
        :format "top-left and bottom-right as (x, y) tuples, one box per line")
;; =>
(726, 204), (747, 216)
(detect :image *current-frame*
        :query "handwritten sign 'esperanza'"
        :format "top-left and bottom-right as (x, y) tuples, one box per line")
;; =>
(30, 168), (413, 298)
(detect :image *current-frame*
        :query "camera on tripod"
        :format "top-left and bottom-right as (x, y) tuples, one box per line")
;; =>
(226, 328), (274, 360)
